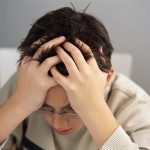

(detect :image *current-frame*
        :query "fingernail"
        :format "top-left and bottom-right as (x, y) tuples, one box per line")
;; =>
(59, 36), (66, 40)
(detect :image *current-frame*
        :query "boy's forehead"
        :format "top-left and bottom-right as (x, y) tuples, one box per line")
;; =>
(45, 85), (69, 107)
(47, 85), (65, 94)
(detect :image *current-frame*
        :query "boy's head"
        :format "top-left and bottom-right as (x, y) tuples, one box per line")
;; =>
(17, 7), (114, 134)
(18, 7), (113, 75)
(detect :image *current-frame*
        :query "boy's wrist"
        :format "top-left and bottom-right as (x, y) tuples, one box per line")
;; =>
(76, 99), (118, 148)
(9, 93), (35, 116)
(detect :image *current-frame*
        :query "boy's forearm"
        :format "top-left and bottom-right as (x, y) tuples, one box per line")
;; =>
(78, 99), (118, 149)
(0, 94), (32, 143)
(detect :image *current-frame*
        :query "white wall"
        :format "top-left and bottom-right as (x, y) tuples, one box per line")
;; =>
(0, 0), (150, 94)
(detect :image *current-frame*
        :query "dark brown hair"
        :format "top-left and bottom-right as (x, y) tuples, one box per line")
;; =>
(18, 7), (113, 75)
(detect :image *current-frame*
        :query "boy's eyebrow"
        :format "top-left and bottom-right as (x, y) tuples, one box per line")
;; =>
(41, 103), (71, 109)
(62, 103), (71, 109)
(41, 103), (54, 109)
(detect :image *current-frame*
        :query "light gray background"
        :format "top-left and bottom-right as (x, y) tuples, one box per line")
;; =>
(0, 0), (150, 94)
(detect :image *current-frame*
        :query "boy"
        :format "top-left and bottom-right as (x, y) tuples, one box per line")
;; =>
(0, 7), (150, 150)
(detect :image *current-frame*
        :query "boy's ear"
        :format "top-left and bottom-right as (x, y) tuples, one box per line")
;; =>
(98, 47), (114, 85)
(106, 67), (114, 86)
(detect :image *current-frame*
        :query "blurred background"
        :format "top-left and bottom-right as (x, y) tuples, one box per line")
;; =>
(0, 0), (150, 94)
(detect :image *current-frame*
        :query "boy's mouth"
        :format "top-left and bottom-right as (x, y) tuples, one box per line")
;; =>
(54, 128), (73, 135)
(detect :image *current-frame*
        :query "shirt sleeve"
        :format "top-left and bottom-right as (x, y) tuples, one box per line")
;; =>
(105, 74), (150, 150)
(0, 73), (17, 105)
(0, 138), (8, 150)
(101, 125), (139, 150)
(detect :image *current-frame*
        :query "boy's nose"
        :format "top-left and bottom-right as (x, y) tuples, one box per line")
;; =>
(52, 114), (67, 129)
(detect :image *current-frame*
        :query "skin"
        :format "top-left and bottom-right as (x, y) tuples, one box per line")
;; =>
(0, 36), (118, 149)
(0, 36), (66, 142)
(43, 85), (83, 135)
(50, 39), (118, 148)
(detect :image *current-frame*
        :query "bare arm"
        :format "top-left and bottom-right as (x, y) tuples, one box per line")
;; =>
(78, 99), (118, 148)
(0, 93), (32, 144)
(0, 36), (66, 144)
(50, 39), (139, 149)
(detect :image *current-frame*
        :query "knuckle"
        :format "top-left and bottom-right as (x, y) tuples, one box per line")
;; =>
(39, 45), (46, 51)
(69, 84), (77, 92)
(44, 58), (51, 65)
(38, 82), (47, 90)
(44, 58), (52, 66)
(65, 58), (72, 65)
(72, 48), (80, 54)
(83, 69), (90, 76)
(63, 42), (69, 47)
(74, 76), (84, 86)
(39, 43), (51, 52)
(54, 75), (60, 81)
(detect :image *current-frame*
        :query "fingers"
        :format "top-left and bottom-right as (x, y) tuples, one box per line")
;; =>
(51, 66), (67, 85)
(47, 76), (59, 87)
(40, 55), (62, 73)
(20, 56), (40, 67)
(75, 39), (97, 65)
(21, 56), (32, 64)
(32, 36), (66, 59)
(62, 42), (87, 71)
(20, 55), (62, 77)
(62, 39), (97, 71)
(75, 39), (91, 52)
(19, 36), (66, 77)
(56, 46), (79, 76)
(31, 35), (47, 48)
(20, 37), (98, 82)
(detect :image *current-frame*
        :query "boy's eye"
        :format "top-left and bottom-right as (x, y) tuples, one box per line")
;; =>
(40, 106), (54, 113)
(63, 107), (76, 113)
(48, 109), (54, 113)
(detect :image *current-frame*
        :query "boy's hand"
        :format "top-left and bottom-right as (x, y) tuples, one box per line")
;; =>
(14, 36), (66, 112)
(51, 39), (108, 113)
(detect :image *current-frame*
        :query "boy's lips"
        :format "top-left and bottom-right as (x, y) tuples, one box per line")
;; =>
(54, 128), (73, 135)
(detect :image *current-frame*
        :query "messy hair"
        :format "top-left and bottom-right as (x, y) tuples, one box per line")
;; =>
(18, 7), (113, 75)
